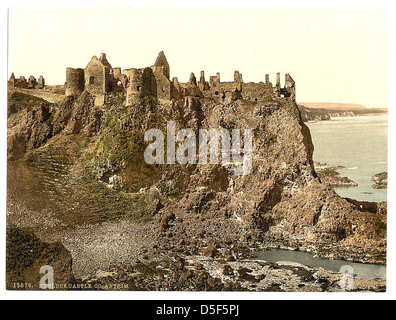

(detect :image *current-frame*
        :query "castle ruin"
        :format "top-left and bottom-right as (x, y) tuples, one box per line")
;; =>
(9, 51), (296, 106)
(64, 51), (296, 106)
(8, 73), (45, 90)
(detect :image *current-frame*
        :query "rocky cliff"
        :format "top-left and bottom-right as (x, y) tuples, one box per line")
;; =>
(7, 90), (387, 285)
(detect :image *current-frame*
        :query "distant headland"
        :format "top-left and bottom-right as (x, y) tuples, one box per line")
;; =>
(298, 102), (388, 122)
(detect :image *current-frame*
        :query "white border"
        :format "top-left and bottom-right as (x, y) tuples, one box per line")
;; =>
(1, 0), (395, 300)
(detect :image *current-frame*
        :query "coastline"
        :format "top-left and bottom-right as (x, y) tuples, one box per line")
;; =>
(306, 114), (388, 124)
(306, 114), (388, 203)
(6, 90), (387, 292)
(299, 102), (388, 123)
(314, 162), (358, 187)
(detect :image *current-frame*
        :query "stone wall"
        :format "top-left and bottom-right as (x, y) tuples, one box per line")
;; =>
(125, 67), (157, 105)
(65, 68), (85, 97)
(242, 82), (274, 102)
(279, 74), (296, 100)
(154, 73), (171, 101)
(37, 76), (45, 89)
(61, 51), (297, 105)
(8, 86), (65, 104)
(170, 77), (183, 100)
(15, 76), (28, 89)
(9, 74), (46, 90)
(84, 56), (106, 96)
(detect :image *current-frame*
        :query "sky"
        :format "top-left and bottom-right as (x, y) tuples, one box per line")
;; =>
(7, 7), (389, 108)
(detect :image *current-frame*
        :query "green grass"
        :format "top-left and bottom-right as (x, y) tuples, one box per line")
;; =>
(6, 225), (64, 275)
(8, 92), (52, 117)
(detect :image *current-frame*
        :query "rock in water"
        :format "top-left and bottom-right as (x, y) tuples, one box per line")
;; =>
(372, 172), (387, 189)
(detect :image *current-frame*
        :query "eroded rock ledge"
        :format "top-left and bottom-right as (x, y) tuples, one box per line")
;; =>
(7, 90), (387, 290)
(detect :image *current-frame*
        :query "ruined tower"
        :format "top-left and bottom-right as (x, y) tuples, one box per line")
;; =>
(125, 67), (155, 105)
(65, 68), (85, 97)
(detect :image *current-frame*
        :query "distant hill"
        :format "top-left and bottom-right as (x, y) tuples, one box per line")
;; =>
(298, 102), (372, 110)
(297, 102), (388, 122)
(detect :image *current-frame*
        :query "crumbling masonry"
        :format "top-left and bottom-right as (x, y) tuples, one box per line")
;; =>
(9, 51), (296, 106)
(8, 73), (45, 90)
(64, 51), (296, 106)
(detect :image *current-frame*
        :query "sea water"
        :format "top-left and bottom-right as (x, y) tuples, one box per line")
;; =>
(253, 249), (386, 280)
(307, 115), (388, 202)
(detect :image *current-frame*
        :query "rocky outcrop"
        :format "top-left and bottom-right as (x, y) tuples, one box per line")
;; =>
(7, 93), (54, 161)
(314, 162), (358, 187)
(7, 89), (387, 289)
(77, 256), (386, 292)
(7, 91), (103, 161)
(372, 172), (387, 189)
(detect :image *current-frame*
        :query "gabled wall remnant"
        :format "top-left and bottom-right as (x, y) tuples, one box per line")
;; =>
(280, 73), (296, 100)
(152, 51), (170, 80)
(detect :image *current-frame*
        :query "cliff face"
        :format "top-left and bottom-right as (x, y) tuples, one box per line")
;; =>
(7, 91), (387, 267)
